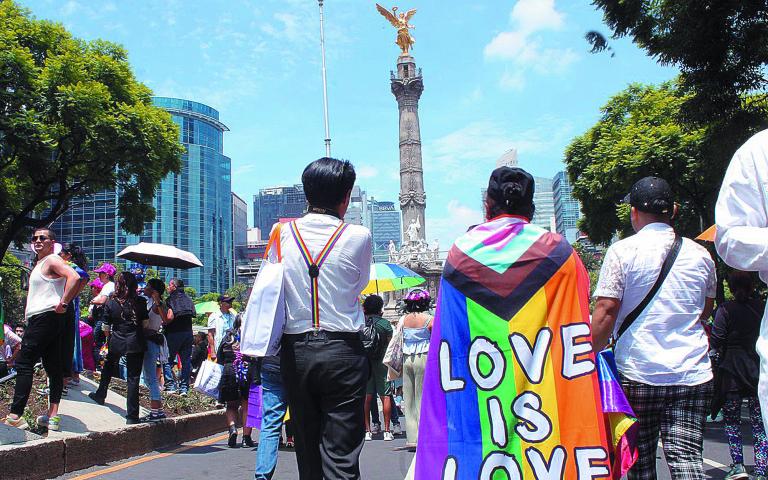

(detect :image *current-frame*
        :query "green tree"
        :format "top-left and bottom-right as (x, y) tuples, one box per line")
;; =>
(565, 80), (767, 245)
(0, 1), (183, 258)
(0, 253), (27, 326)
(184, 287), (198, 300)
(226, 282), (248, 311)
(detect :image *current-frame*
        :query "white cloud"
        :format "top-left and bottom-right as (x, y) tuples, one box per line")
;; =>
(427, 200), (484, 251)
(484, 0), (577, 89)
(357, 165), (380, 179)
(60, 1), (82, 17)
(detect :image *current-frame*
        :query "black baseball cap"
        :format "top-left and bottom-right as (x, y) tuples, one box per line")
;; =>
(487, 167), (535, 207)
(623, 177), (674, 215)
(218, 295), (235, 304)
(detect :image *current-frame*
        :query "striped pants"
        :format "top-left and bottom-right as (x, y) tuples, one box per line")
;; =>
(621, 377), (713, 480)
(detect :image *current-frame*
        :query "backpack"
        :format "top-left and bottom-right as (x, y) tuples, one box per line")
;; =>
(362, 317), (381, 357)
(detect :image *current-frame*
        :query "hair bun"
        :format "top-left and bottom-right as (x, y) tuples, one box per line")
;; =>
(502, 182), (524, 204)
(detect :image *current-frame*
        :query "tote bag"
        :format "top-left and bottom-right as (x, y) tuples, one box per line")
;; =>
(383, 319), (404, 381)
(194, 360), (224, 398)
(241, 225), (286, 357)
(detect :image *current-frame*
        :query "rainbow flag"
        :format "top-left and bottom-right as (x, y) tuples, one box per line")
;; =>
(415, 216), (613, 479)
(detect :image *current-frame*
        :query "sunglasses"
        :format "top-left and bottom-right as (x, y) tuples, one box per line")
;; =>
(31, 235), (50, 242)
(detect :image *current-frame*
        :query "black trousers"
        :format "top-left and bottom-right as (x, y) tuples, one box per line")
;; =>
(11, 311), (65, 416)
(95, 349), (143, 420)
(60, 304), (76, 378)
(281, 332), (368, 480)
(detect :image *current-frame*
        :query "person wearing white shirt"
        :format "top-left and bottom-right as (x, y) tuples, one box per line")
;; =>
(592, 177), (716, 480)
(207, 295), (236, 358)
(715, 129), (768, 435)
(277, 158), (372, 480)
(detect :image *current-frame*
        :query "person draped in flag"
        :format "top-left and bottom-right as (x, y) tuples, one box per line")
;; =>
(416, 167), (615, 479)
(277, 158), (372, 480)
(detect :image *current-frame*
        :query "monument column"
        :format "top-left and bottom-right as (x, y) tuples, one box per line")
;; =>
(391, 55), (426, 242)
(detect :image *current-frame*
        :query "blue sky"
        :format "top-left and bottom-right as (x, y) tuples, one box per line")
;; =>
(21, 0), (676, 248)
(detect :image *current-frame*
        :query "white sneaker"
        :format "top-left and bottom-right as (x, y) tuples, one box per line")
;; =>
(365, 431), (373, 441)
(393, 424), (402, 435)
(371, 423), (381, 435)
(383, 431), (394, 441)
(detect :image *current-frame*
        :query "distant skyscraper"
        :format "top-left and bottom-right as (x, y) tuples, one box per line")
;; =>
(344, 186), (368, 226)
(253, 185), (307, 235)
(368, 199), (402, 262)
(553, 171), (583, 243)
(55, 97), (233, 294)
(496, 148), (519, 168)
(232, 192), (248, 282)
(531, 176), (555, 232)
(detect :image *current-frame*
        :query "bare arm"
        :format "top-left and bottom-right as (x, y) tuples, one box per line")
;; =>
(700, 297), (715, 324)
(47, 257), (84, 313)
(207, 329), (216, 360)
(91, 294), (109, 305)
(591, 297), (621, 352)
(164, 307), (175, 325)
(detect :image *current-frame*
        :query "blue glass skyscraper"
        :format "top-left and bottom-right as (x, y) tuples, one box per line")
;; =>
(55, 97), (233, 294)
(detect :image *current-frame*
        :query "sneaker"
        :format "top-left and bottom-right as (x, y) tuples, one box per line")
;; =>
(36, 415), (49, 429)
(4, 415), (29, 430)
(371, 423), (381, 435)
(383, 431), (394, 441)
(126, 417), (140, 425)
(88, 392), (105, 405)
(724, 464), (748, 480)
(228, 426), (238, 448)
(48, 416), (61, 431)
(756, 476), (767, 480)
(140, 411), (167, 423)
(242, 435), (255, 448)
(178, 389), (188, 397)
(365, 431), (373, 441)
(392, 423), (402, 435)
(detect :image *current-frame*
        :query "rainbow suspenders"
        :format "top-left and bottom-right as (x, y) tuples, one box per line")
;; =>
(289, 221), (350, 330)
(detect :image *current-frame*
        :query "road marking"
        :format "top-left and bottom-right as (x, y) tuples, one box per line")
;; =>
(69, 432), (229, 479)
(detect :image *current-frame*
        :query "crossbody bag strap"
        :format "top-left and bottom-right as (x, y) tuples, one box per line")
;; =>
(615, 235), (683, 340)
(289, 221), (349, 330)
(264, 224), (282, 262)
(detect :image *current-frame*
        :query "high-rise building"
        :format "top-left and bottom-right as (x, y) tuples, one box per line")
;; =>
(553, 171), (583, 243)
(531, 176), (555, 232)
(344, 186), (368, 226)
(232, 192), (249, 283)
(253, 185), (307, 235)
(368, 199), (402, 262)
(55, 97), (233, 294)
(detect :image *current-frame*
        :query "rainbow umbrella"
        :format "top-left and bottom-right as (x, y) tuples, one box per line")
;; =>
(361, 263), (425, 295)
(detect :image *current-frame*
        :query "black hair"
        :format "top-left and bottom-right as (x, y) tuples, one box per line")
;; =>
(727, 270), (754, 303)
(33, 227), (56, 240)
(404, 297), (430, 313)
(61, 242), (88, 270)
(170, 278), (185, 289)
(486, 190), (536, 220)
(115, 271), (140, 301)
(363, 295), (384, 315)
(302, 157), (356, 210)
(147, 278), (165, 296)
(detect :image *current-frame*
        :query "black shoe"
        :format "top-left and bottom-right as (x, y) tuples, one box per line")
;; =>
(88, 392), (105, 405)
(228, 427), (238, 448)
(139, 412), (167, 423)
(241, 435), (255, 448)
(126, 417), (140, 425)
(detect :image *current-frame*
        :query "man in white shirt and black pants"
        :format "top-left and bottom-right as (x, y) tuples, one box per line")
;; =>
(278, 158), (372, 480)
(592, 177), (716, 480)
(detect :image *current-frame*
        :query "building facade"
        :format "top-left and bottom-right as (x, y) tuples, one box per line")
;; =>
(531, 176), (555, 232)
(343, 186), (368, 226)
(55, 97), (233, 295)
(232, 192), (249, 284)
(368, 199), (402, 262)
(253, 185), (307, 236)
(553, 171), (583, 243)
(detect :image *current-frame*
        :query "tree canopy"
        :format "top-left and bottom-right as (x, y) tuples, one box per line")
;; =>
(0, 1), (183, 258)
(565, 81), (767, 245)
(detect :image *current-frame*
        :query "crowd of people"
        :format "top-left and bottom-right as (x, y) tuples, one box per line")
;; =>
(2, 134), (768, 480)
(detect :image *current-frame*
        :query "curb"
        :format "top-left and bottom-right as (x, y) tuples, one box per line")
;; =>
(0, 409), (227, 480)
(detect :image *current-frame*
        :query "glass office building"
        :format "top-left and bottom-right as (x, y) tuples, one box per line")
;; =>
(232, 192), (249, 279)
(253, 185), (307, 236)
(532, 176), (555, 232)
(553, 171), (583, 243)
(369, 199), (402, 262)
(55, 97), (233, 295)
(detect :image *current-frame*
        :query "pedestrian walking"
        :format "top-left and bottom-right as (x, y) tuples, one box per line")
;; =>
(59, 242), (89, 389)
(215, 315), (253, 448)
(163, 278), (196, 395)
(254, 355), (287, 479)
(715, 129), (768, 433)
(710, 271), (767, 480)
(278, 157), (372, 480)
(3, 228), (81, 431)
(362, 294), (394, 442)
(592, 177), (716, 480)
(207, 295), (236, 360)
(141, 278), (168, 422)
(400, 289), (431, 448)
(88, 272), (148, 424)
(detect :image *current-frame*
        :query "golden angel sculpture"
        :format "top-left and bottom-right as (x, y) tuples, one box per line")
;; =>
(376, 4), (417, 56)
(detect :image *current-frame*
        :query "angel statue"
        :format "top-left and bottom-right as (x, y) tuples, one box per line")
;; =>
(376, 4), (417, 56)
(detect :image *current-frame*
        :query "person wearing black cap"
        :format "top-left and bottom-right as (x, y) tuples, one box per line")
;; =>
(592, 176), (716, 480)
(207, 295), (236, 360)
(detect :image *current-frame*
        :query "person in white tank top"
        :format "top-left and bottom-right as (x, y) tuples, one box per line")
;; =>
(3, 228), (82, 432)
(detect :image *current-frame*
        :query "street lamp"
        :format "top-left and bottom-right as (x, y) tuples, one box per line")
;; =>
(318, 0), (331, 157)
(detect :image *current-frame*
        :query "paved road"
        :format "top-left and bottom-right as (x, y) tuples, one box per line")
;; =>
(60, 418), (761, 480)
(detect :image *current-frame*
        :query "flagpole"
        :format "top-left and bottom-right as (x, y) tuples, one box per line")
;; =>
(318, 0), (332, 157)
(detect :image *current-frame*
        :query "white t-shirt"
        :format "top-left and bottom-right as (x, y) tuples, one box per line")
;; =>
(99, 281), (115, 299)
(2, 325), (21, 363)
(594, 223), (716, 386)
(145, 298), (164, 331)
(208, 310), (235, 353)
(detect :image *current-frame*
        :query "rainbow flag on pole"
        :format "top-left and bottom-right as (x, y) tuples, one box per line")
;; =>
(415, 216), (620, 479)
